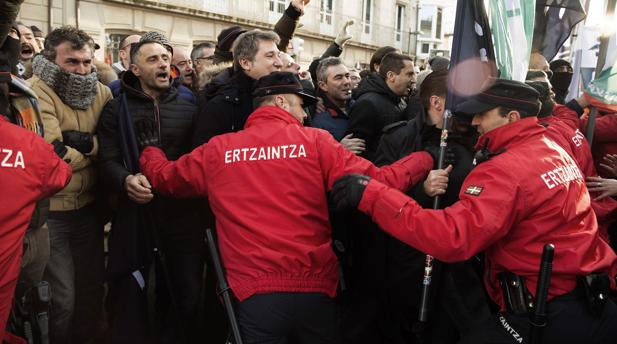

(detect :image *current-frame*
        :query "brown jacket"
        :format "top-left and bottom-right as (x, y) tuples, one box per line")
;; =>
(29, 75), (112, 211)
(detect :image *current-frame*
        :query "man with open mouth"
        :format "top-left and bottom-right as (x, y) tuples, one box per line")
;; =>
(15, 22), (39, 78)
(97, 35), (203, 343)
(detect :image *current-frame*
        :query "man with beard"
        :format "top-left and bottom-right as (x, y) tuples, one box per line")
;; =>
(171, 47), (195, 91)
(346, 52), (416, 162)
(16, 22), (40, 78)
(28, 26), (112, 343)
(97, 38), (202, 343)
(190, 42), (215, 88)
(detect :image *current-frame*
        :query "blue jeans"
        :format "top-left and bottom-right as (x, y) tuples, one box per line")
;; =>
(44, 204), (104, 344)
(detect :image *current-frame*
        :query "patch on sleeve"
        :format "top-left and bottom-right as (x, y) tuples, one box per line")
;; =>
(464, 185), (483, 196)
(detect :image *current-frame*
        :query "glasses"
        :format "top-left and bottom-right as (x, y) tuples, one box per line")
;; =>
(195, 56), (214, 62)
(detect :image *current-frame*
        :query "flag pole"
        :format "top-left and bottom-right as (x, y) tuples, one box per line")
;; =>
(585, 0), (616, 145)
(417, 0), (467, 325)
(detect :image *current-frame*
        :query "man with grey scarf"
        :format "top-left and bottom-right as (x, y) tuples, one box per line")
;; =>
(28, 26), (112, 344)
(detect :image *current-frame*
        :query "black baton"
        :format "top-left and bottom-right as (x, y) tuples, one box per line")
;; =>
(206, 228), (243, 344)
(529, 243), (554, 344)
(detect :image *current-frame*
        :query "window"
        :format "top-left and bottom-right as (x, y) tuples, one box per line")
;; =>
(419, 5), (434, 38)
(269, 0), (286, 14)
(436, 7), (443, 39)
(362, 0), (372, 34)
(320, 0), (333, 25)
(422, 43), (430, 54)
(395, 4), (405, 42)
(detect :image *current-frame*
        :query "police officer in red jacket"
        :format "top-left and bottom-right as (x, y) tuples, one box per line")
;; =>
(331, 79), (617, 344)
(0, 114), (72, 340)
(137, 72), (434, 343)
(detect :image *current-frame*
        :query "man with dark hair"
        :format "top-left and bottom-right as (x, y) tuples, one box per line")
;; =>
(346, 52), (416, 162)
(312, 56), (364, 154)
(192, 29), (283, 146)
(30, 25), (44, 51)
(138, 71), (434, 344)
(15, 22), (39, 78)
(28, 25), (112, 343)
(112, 34), (140, 75)
(332, 78), (617, 344)
(97, 38), (203, 343)
(369, 46), (399, 73)
(372, 70), (488, 343)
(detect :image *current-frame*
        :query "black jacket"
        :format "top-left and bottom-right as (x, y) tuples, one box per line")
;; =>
(192, 69), (255, 147)
(346, 73), (408, 162)
(97, 71), (202, 277)
(373, 109), (490, 341)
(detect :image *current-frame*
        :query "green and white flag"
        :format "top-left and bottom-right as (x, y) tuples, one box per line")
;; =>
(584, 32), (617, 112)
(489, 0), (536, 81)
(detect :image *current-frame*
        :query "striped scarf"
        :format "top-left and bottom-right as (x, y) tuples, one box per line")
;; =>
(9, 75), (44, 136)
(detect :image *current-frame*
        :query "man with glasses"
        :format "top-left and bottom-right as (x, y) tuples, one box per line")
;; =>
(112, 34), (140, 76)
(190, 42), (215, 77)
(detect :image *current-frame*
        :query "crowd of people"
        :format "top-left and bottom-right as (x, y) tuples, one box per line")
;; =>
(1, 0), (617, 343)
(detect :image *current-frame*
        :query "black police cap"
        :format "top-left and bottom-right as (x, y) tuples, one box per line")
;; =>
(455, 78), (541, 116)
(253, 72), (318, 107)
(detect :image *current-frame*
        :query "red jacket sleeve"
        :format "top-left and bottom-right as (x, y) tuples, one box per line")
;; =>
(357, 163), (520, 262)
(315, 130), (433, 191)
(139, 146), (209, 198)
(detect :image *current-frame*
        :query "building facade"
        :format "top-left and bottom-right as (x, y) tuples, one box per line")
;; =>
(18, 0), (428, 69)
(412, 0), (456, 63)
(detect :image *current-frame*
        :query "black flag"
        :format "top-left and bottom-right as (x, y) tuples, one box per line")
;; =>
(447, 0), (498, 114)
(533, 0), (586, 61)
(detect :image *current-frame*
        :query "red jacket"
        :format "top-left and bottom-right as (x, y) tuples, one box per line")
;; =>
(140, 106), (432, 301)
(580, 112), (617, 178)
(357, 117), (617, 310)
(0, 117), (71, 340)
(542, 105), (617, 240)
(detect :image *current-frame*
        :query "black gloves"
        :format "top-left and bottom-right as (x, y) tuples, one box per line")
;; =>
(423, 144), (456, 169)
(331, 174), (371, 211)
(51, 139), (67, 158)
(61, 130), (93, 154)
(135, 118), (161, 151)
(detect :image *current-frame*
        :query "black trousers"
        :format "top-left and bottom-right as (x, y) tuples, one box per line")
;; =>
(459, 292), (617, 344)
(236, 292), (339, 344)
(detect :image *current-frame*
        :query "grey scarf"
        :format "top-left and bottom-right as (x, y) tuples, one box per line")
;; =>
(32, 54), (99, 109)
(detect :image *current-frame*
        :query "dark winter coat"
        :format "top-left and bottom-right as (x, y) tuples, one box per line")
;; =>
(97, 71), (202, 278)
(311, 94), (353, 141)
(192, 69), (255, 147)
(346, 73), (408, 162)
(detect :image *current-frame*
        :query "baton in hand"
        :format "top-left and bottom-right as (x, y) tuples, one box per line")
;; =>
(529, 243), (554, 344)
(206, 228), (243, 344)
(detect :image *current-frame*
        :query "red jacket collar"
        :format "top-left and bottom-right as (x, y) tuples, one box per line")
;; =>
(474, 117), (544, 152)
(245, 105), (302, 128)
